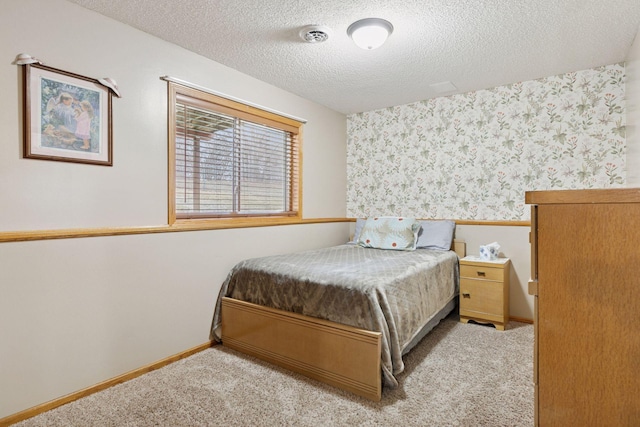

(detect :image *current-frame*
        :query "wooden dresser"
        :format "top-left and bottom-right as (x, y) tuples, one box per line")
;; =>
(525, 188), (640, 426)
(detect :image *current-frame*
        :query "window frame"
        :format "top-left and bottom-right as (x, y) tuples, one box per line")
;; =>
(167, 82), (303, 227)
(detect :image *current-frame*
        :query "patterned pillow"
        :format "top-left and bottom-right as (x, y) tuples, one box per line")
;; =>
(357, 217), (421, 251)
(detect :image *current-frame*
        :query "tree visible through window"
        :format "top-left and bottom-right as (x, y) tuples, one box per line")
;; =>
(168, 83), (301, 224)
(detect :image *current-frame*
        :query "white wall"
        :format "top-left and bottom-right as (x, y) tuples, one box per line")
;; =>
(0, 0), (348, 418)
(626, 25), (640, 186)
(0, 1), (346, 230)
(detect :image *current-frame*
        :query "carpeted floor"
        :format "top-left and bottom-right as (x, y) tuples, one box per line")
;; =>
(15, 314), (534, 426)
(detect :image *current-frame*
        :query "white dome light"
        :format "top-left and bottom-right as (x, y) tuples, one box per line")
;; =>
(347, 18), (393, 50)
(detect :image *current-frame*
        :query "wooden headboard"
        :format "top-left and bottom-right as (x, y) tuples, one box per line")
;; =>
(453, 239), (466, 258)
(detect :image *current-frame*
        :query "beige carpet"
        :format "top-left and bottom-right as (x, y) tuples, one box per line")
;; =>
(16, 315), (533, 426)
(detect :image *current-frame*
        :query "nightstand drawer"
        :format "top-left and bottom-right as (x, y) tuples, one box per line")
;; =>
(459, 278), (504, 318)
(460, 264), (504, 281)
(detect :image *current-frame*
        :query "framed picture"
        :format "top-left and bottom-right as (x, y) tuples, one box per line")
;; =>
(23, 63), (112, 166)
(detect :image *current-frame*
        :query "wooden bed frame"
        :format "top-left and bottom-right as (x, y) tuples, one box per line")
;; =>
(221, 240), (466, 401)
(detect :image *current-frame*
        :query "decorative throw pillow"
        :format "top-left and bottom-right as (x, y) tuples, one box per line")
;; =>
(416, 220), (455, 250)
(357, 217), (421, 251)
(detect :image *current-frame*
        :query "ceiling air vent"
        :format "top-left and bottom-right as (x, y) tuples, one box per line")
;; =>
(299, 25), (332, 43)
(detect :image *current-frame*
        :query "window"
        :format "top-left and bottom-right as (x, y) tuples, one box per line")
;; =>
(168, 82), (302, 225)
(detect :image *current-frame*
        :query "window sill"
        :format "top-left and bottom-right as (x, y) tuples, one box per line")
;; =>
(170, 215), (305, 230)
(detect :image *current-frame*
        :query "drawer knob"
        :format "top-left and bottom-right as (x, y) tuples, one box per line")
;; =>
(462, 293), (471, 298)
(476, 271), (486, 277)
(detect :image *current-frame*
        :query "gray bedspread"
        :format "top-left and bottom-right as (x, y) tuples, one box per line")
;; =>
(212, 244), (459, 388)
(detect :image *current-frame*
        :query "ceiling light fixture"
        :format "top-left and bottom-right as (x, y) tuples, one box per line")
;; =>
(347, 18), (393, 50)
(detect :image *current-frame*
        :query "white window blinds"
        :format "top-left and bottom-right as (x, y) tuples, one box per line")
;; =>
(172, 89), (300, 219)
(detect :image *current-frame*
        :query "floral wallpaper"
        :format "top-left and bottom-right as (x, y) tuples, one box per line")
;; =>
(346, 64), (626, 221)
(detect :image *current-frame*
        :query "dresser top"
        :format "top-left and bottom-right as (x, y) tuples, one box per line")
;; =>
(525, 188), (640, 205)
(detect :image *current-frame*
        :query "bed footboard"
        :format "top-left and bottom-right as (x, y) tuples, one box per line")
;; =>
(221, 297), (382, 401)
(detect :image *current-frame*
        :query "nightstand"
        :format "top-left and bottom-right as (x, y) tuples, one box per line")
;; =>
(459, 256), (510, 331)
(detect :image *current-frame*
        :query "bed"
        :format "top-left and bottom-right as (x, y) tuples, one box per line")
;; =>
(211, 219), (465, 401)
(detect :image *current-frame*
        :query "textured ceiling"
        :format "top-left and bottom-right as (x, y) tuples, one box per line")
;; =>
(68, 0), (640, 114)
